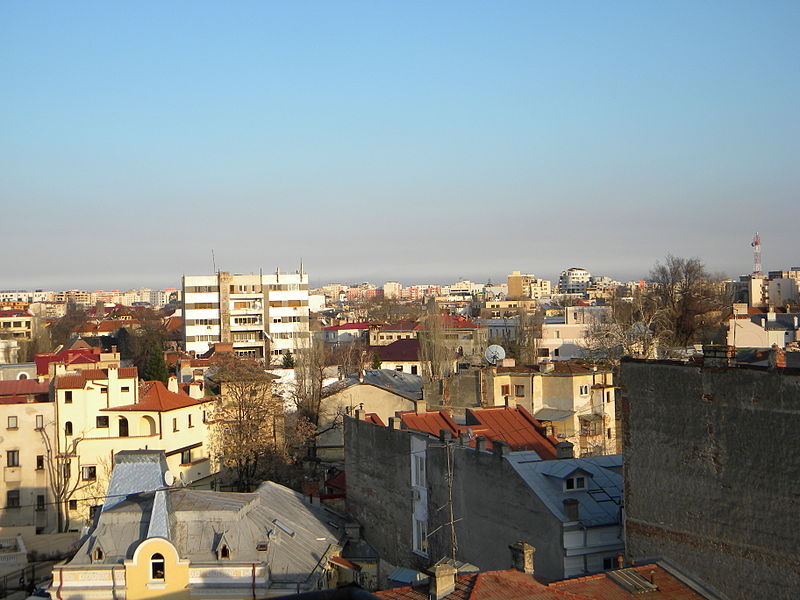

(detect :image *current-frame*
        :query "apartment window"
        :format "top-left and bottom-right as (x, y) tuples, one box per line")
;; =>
(181, 449), (192, 465)
(35, 414), (44, 429)
(82, 466), (97, 481)
(501, 385), (510, 397)
(554, 349), (560, 357)
(565, 476), (586, 491)
(411, 365), (418, 375)
(6, 490), (20, 509)
(607, 428), (612, 439)
(412, 455), (426, 487)
(173, 418), (178, 432)
(606, 391), (612, 403)
(96, 416), (109, 428)
(64, 391), (73, 404)
(7, 416), (17, 429)
(555, 330), (560, 339)
(36, 494), (46, 511)
(395, 365), (403, 372)
(122, 386), (130, 393)
(515, 385), (525, 397)
(65, 421), (73, 436)
(603, 557), (616, 570)
(36, 455), (44, 470)
(7, 450), (20, 467)
(413, 518), (428, 555)
(187, 414), (193, 428)
(579, 385), (589, 396)
(68, 499), (78, 510)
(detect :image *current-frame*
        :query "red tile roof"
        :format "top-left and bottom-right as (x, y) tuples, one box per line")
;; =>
(164, 315), (183, 332)
(414, 314), (483, 331)
(399, 409), (461, 438)
(55, 367), (137, 389)
(324, 322), (371, 331)
(376, 565), (707, 600)
(373, 339), (421, 362)
(108, 380), (210, 412)
(0, 310), (31, 318)
(35, 347), (100, 375)
(0, 379), (50, 397)
(398, 406), (557, 459)
(465, 406), (557, 459)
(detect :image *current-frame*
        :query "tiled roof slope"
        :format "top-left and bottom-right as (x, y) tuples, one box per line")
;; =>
(0, 379), (50, 397)
(56, 367), (138, 389)
(376, 565), (708, 600)
(108, 380), (210, 412)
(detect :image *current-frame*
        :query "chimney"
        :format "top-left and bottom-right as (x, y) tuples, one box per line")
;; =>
(769, 344), (786, 369)
(475, 437), (488, 452)
(505, 395), (517, 409)
(563, 498), (580, 521)
(767, 309), (777, 322)
(354, 409), (365, 421)
(388, 417), (402, 430)
(540, 361), (554, 373)
(493, 440), (510, 458)
(358, 370), (365, 383)
(509, 541), (535, 574)
(556, 441), (574, 459)
(188, 382), (203, 399)
(458, 432), (470, 445)
(167, 376), (179, 393)
(440, 429), (453, 443)
(415, 398), (427, 414)
(426, 562), (457, 600)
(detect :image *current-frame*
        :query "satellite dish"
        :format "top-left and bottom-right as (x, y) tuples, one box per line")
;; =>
(484, 345), (506, 365)
(164, 471), (175, 486)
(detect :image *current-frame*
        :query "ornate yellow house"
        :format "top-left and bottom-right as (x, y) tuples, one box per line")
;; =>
(51, 451), (378, 599)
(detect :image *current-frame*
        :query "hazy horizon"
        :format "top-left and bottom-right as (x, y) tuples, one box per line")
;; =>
(2, 2), (797, 290)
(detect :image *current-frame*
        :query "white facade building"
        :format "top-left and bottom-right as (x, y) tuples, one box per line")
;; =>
(183, 268), (311, 362)
(557, 268), (592, 295)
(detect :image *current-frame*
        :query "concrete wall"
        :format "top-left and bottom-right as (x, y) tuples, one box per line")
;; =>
(344, 416), (575, 582)
(620, 360), (800, 600)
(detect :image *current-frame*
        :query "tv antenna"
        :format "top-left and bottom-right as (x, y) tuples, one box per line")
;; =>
(751, 233), (761, 275)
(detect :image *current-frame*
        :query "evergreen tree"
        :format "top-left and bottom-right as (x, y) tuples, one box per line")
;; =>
(142, 343), (169, 384)
(282, 352), (295, 368)
(371, 353), (382, 369)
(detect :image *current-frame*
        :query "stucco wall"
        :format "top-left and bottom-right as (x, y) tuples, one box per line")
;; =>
(620, 360), (800, 600)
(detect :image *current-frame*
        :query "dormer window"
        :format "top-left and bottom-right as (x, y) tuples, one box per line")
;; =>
(150, 553), (165, 580)
(93, 546), (104, 562)
(220, 545), (230, 559)
(565, 476), (586, 491)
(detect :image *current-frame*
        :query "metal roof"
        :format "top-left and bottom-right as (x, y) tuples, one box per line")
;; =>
(506, 452), (623, 526)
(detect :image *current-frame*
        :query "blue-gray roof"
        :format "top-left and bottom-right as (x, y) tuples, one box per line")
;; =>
(506, 452), (623, 526)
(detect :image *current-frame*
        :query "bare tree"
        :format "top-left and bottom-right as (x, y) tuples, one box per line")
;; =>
(418, 303), (454, 383)
(581, 295), (663, 366)
(649, 256), (731, 349)
(513, 306), (544, 365)
(209, 356), (283, 492)
(292, 338), (330, 426)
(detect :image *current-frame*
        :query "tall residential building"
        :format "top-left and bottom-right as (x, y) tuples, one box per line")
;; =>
(183, 268), (311, 362)
(556, 268), (592, 295)
(383, 281), (402, 299)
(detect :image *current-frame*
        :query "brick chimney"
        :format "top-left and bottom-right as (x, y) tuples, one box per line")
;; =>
(426, 561), (457, 600)
(475, 437), (488, 452)
(509, 541), (535, 574)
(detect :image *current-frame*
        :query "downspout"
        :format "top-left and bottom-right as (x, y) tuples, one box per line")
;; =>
(251, 563), (256, 600)
(158, 412), (163, 440)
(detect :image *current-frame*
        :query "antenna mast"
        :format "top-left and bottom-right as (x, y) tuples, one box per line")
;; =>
(751, 233), (761, 275)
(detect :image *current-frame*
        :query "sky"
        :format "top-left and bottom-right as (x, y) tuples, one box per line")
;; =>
(1, 1), (798, 290)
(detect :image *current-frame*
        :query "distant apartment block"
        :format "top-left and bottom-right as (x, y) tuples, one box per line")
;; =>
(183, 269), (310, 361)
(556, 268), (592, 295)
(507, 271), (551, 300)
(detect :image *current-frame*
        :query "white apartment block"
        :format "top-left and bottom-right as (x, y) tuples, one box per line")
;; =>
(183, 269), (311, 362)
(557, 268), (592, 295)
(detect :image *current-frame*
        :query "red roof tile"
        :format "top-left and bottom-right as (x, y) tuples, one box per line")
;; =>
(324, 322), (371, 331)
(0, 379), (50, 397)
(399, 410), (461, 438)
(108, 380), (210, 412)
(55, 367), (137, 389)
(466, 406), (557, 458)
(376, 565), (707, 600)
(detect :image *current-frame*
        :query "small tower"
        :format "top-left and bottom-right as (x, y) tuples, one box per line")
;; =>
(751, 232), (762, 275)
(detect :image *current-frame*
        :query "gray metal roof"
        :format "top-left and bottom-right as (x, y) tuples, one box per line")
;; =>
(70, 451), (363, 588)
(102, 450), (169, 511)
(322, 369), (423, 401)
(506, 452), (623, 526)
(534, 408), (575, 422)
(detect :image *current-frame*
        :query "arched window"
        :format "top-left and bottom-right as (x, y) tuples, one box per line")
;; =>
(220, 545), (230, 559)
(17, 373), (28, 380)
(65, 421), (73, 436)
(150, 553), (165, 580)
(93, 547), (104, 561)
(140, 415), (156, 436)
(118, 417), (129, 438)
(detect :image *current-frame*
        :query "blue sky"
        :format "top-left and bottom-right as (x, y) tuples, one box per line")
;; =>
(1, 1), (798, 289)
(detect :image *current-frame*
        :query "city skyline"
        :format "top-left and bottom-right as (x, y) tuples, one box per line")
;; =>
(2, 2), (798, 289)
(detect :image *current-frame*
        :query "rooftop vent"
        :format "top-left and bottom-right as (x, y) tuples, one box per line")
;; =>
(607, 568), (658, 594)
